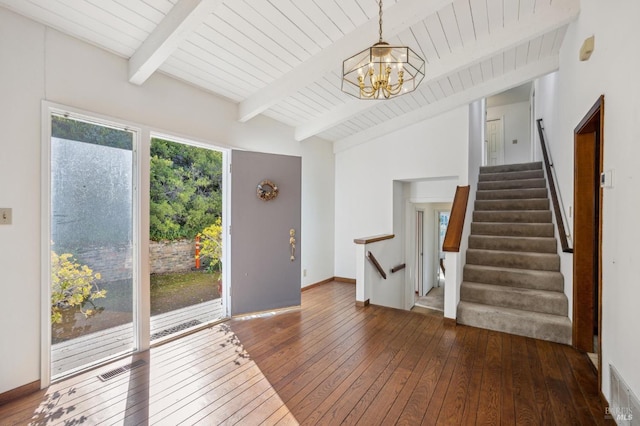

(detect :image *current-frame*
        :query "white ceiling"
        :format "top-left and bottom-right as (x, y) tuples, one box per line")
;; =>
(0, 0), (579, 150)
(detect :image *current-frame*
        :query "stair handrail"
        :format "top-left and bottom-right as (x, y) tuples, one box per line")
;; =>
(391, 263), (406, 273)
(536, 119), (573, 253)
(367, 251), (387, 279)
(442, 185), (471, 252)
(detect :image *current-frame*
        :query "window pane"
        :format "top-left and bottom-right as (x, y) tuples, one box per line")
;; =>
(50, 115), (135, 378)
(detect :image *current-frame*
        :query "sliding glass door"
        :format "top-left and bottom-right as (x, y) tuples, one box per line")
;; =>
(49, 114), (137, 379)
(45, 109), (228, 382)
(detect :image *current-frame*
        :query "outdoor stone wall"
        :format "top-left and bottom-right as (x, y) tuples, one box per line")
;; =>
(73, 244), (133, 282)
(65, 239), (195, 282)
(149, 239), (195, 274)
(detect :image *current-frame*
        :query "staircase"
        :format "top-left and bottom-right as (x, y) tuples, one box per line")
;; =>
(457, 161), (572, 345)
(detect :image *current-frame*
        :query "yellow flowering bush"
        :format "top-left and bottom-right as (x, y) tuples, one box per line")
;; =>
(51, 251), (106, 324)
(199, 217), (222, 272)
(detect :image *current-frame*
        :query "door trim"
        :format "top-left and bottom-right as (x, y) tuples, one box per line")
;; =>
(434, 210), (450, 288)
(415, 210), (424, 296)
(573, 95), (604, 388)
(40, 103), (53, 388)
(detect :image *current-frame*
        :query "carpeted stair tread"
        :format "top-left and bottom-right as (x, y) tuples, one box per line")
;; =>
(471, 222), (554, 238)
(466, 248), (560, 271)
(456, 301), (571, 345)
(461, 282), (568, 316)
(475, 198), (549, 211)
(473, 210), (552, 223)
(460, 160), (571, 344)
(463, 264), (564, 292)
(479, 161), (543, 174)
(468, 235), (557, 253)
(477, 178), (546, 191)
(476, 187), (548, 200)
(479, 169), (544, 182)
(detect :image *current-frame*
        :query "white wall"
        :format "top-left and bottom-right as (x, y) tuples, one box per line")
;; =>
(301, 140), (335, 287)
(0, 8), (45, 397)
(409, 178), (459, 203)
(0, 7), (335, 394)
(368, 181), (408, 310)
(534, 0), (640, 401)
(449, 99), (484, 316)
(486, 101), (532, 164)
(334, 106), (469, 279)
(534, 72), (574, 320)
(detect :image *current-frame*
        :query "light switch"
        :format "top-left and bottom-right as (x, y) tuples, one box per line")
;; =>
(0, 208), (12, 225)
(600, 170), (614, 188)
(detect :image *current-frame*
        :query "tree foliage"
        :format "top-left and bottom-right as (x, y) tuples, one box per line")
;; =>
(52, 115), (132, 150)
(150, 138), (223, 241)
(51, 251), (106, 324)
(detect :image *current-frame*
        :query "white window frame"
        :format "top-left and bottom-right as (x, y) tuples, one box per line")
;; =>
(41, 102), (142, 386)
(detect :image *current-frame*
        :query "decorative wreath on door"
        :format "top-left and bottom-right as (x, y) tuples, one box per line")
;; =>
(257, 179), (279, 201)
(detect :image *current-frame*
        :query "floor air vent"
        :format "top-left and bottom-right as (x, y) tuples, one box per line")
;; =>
(150, 319), (202, 341)
(609, 364), (639, 425)
(98, 359), (146, 382)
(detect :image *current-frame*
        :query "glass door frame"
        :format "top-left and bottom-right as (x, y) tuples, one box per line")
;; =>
(41, 102), (142, 386)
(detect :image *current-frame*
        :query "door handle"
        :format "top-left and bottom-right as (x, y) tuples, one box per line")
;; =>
(289, 229), (296, 261)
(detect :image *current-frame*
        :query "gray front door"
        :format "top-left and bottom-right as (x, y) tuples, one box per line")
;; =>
(230, 150), (301, 316)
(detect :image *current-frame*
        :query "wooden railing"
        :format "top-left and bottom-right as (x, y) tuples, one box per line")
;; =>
(442, 185), (470, 252)
(367, 251), (387, 279)
(536, 119), (573, 253)
(391, 263), (406, 273)
(354, 234), (394, 244)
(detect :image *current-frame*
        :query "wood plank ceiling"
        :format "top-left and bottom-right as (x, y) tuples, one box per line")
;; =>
(0, 0), (579, 150)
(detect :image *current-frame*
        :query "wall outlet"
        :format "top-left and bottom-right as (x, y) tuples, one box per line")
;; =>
(0, 208), (11, 225)
(303, 269), (307, 277)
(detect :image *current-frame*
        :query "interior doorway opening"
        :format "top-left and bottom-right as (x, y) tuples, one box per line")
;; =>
(149, 136), (227, 344)
(485, 82), (534, 166)
(412, 203), (452, 313)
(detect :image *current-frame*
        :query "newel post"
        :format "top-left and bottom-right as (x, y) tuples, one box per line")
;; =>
(355, 243), (369, 306)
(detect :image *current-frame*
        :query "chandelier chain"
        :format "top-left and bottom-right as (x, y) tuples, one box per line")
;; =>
(378, 0), (383, 42)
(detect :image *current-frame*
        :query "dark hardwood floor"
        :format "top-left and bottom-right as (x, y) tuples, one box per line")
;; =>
(0, 281), (612, 425)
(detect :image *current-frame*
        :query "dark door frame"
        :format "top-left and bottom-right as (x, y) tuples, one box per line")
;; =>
(573, 95), (604, 387)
